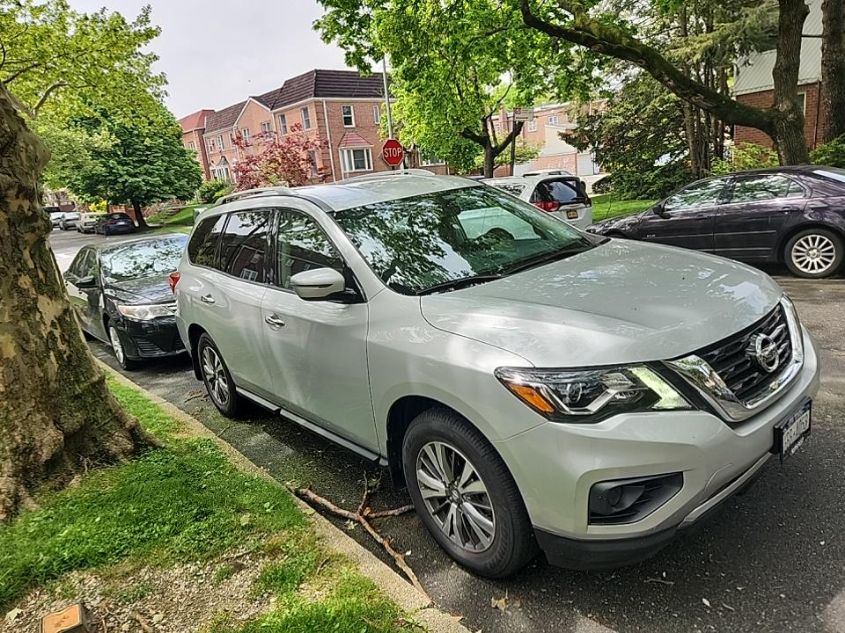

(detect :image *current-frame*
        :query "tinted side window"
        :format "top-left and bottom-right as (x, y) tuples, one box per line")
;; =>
(532, 179), (579, 203)
(70, 249), (93, 277)
(664, 179), (726, 211)
(730, 175), (804, 203)
(188, 214), (227, 268)
(276, 211), (343, 289)
(218, 210), (270, 282)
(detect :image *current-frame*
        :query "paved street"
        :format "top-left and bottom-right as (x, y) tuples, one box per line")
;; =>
(51, 229), (845, 633)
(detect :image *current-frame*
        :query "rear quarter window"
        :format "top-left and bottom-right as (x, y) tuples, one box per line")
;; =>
(188, 214), (227, 269)
(532, 179), (579, 204)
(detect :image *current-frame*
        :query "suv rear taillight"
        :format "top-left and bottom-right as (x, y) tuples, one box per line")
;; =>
(532, 200), (561, 212)
(169, 272), (181, 293)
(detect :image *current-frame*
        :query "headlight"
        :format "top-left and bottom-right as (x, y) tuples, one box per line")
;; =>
(495, 365), (690, 423)
(117, 303), (175, 321)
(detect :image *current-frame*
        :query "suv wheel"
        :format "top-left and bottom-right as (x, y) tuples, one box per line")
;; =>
(785, 228), (843, 278)
(197, 333), (240, 417)
(108, 324), (136, 371)
(402, 407), (536, 578)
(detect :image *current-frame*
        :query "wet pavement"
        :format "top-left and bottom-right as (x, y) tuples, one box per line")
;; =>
(51, 229), (845, 633)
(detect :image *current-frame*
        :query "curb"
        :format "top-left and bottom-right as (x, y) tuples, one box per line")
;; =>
(99, 360), (470, 633)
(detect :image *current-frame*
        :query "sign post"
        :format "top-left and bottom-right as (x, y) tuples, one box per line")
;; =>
(382, 138), (404, 168)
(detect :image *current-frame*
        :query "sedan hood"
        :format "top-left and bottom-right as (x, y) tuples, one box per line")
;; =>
(420, 240), (782, 367)
(105, 274), (173, 305)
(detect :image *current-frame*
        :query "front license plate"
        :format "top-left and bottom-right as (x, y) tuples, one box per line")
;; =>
(566, 210), (579, 219)
(773, 401), (811, 461)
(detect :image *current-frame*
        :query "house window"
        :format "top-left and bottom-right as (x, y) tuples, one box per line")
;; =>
(308, 150), (318, 177)
(278, 114), (288, 135)
(373, 104), (381, 124)
(216, 134), (224, 149)
(207, 138), (216, 152)
(301, 107), (312, 130)
(187, 141), (196, 151)
(797, 92), (806, 114)
(527, 120), (537, 132)
(548, 115), (559, 125)
(341, 104), (355, 127)
(240, 128), (250, 143)
(341, 148), (372, 172)
(260, 121), (272, 137)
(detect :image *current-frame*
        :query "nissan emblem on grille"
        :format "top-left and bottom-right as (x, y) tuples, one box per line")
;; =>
(748, 333), (780, 373)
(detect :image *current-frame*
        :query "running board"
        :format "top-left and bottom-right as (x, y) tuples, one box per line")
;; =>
(235, 387), (388, 466)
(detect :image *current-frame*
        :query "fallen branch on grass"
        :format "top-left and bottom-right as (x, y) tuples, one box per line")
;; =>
(289, 484), (428, 602)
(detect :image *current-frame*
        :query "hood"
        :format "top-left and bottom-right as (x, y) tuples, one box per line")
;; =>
(589, 211), (646, 234)
(105, 274), (174, 305)
(419, 240), (782, 367)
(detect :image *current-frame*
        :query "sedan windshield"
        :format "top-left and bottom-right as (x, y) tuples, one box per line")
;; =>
(333, 185), (599, 295)
(101, 236), (187, 282)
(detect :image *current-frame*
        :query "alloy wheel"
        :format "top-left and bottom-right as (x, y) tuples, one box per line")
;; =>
(201, 345), (230, 408)
(791, 233), (837, 275)
(108, 327), (125, 365)
(415, 441), (496, 553)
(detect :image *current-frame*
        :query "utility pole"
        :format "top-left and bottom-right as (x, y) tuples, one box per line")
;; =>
(510, 111), (517, 176)
(382, 56), (394, 138)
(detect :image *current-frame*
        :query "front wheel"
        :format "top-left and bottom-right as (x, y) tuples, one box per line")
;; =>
(108, 324), (137, 371)
(784, 228), (843, 278)
(197, 333), (241, 418)
(402, 408), (537, 578)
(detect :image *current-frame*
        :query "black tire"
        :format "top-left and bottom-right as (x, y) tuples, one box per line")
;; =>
(402, 408), (537, 578)
(197, 333), (241, 418)
(784, 228), (844, 278)
(107, 324), (137, 371)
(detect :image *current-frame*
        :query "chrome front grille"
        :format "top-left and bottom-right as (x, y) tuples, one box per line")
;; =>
(697, 306), (792, 404)
(666, 297), (804, 423)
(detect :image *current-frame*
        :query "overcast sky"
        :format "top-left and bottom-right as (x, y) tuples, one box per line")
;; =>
(67, 1), (358, 118)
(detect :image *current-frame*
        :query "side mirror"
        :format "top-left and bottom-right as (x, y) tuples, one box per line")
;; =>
(74, 275), (97, 289)
(290, 268), (346, 301)
(653, 203), (669, 218)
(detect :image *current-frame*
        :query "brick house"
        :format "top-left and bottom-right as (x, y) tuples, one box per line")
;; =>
(178, 109), (214, 180)
(734, 0), (824, 149)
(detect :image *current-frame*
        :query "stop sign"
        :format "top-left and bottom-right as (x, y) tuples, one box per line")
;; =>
(382, 138), (404, 167)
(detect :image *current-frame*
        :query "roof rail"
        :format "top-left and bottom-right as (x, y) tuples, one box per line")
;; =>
(339, 169), (436, 183)
(215, 186), (292, 205)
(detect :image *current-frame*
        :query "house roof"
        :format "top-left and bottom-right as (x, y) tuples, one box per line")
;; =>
(179, 109), (213, 133)
(253, 69), (387, 112)
(204, 100), (247, 133)
(337, 131), (372, 148)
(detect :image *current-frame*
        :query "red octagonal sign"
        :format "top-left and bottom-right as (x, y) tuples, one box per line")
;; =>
(382, 138), (404, 167)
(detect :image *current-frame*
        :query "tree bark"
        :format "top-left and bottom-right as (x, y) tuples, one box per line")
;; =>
(772, 0), (811, 163)
(132, 200), (148, 230)
(821, 0), (845, 142)
(462, 118), (525, 178)
(0, 81), (149, 521)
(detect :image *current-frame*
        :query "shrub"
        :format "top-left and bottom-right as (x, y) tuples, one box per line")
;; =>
(811, 134), (845, 168)
(197, 179), (233, 204)
(712, 143), (778, 175)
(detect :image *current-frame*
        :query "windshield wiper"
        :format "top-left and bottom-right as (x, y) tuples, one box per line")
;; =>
(417, 274), (504, 296)
(501, 245), (591, 276)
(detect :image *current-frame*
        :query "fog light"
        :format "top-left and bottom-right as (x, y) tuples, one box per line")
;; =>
(588, 473), (683, 525)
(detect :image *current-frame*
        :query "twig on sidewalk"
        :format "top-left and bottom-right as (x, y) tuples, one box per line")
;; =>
(290, 486), (430, 602)
(364, 505), (415, 519)
(129, 611), (153, 633)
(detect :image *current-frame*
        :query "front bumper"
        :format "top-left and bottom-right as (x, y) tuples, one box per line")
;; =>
(495, 326), (820, 568)
(118, 316), (185, 360)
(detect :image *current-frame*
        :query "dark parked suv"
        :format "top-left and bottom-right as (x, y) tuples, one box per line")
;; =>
(589, 166), (845, 278)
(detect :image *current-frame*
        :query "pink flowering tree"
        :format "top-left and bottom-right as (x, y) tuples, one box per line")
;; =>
(231, 123), (326, 190)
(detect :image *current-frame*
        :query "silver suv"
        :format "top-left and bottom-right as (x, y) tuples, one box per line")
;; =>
(175, 173), (819, 577)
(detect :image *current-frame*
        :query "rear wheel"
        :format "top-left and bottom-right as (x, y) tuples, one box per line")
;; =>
(197, 333), (241, 417)
(402, 408), (536, 578)
(784, 228), (843, 278)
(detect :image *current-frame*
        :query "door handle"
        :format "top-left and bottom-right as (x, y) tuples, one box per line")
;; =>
(264, 314), (286, 328)
(200, 294), (216, 305)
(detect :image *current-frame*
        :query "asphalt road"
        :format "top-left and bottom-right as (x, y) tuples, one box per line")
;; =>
(50, 229), (845, 633)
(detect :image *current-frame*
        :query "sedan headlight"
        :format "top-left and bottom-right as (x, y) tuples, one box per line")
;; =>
(495, 365), (690, 423)
(117, 303), (175, 321)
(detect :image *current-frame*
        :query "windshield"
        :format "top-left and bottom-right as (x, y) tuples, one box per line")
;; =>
(102, 236), (187, 282)
(333, 185), (598, 295)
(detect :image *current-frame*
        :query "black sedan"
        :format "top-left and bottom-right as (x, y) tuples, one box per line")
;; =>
(63, 234), (188, 369)
(589, 166), (845, 278)
(95, 212), (136, 236)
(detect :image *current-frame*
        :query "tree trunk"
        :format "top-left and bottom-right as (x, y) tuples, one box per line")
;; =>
(0, 82), (150, 521)
(132, 200), (148, 230)
(483, 144), (495, 178)
(772, 0), (811, 163)
(821, 0), (845, 142)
